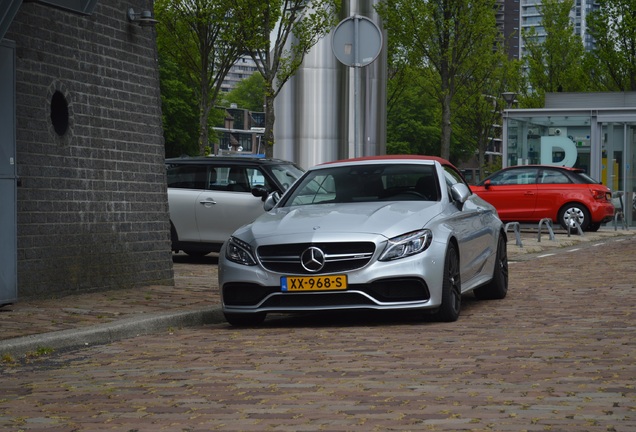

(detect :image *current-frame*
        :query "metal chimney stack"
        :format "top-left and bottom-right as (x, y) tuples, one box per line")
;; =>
(274, 0), (387, 169)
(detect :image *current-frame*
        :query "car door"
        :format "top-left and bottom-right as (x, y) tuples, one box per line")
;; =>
(534, 168), (572, 220)
(166, 164), (210, 243)
(478, 167), (539, 221)
(194, 166), (268, 243)
(442, 166), (495, 288)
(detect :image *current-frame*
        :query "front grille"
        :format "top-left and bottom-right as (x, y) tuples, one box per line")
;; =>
(257, 242), (376, 274)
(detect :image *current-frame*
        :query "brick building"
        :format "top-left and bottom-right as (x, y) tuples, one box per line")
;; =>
(0, 0), (173, 302)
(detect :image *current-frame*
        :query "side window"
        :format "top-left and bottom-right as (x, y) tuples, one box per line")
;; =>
(489, 168), (537, 185)
(247, 168), (264, 187)
(443, 165), (465, 187)
(166, 164), (207, 190)
(212, 167), (230, 190)
(209, 166), (263, 192)
(225, 166), (250, 192)
(540, 170), (570, 184)
(246, 168), (273, 190)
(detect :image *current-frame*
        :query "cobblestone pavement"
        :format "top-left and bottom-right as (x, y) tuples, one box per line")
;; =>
(0, 228), (632, 343)
(0, 228), (634, 431)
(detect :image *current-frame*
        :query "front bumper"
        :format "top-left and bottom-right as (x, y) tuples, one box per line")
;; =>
(222, 276), (433, 313)
(219, 240), (449, 314)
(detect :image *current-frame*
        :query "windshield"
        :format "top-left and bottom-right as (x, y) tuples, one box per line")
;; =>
(270, 164), (305, 190)
(280, 163), (440, 207)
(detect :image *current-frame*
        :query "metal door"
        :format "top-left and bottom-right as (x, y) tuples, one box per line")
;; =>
(0, 39), (17, 305)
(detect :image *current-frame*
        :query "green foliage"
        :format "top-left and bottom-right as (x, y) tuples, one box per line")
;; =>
(453, 50), (523, 175)
(152, 0), (632, 165)
(522, 0), (589, 101)
(159, 57), (199, 157)
(585, 0), (636, 91)
(377, 0), (500, 160)
(386, 66), (440, 156)
(234, 0), (340, 155)
(155, 0), (242, 155)
(221, 72), (266, 112)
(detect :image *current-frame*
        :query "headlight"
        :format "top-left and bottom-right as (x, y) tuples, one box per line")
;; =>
(379, 229), (433, 261)
(225, 237), (257, 266)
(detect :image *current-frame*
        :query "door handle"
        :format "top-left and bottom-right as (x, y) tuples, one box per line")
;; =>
(199, 199), (217, 205)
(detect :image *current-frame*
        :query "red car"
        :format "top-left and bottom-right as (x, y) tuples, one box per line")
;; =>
(471, 165), (615, 232)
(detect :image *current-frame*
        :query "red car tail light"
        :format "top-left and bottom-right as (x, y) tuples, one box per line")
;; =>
(590, 189), (610, 201)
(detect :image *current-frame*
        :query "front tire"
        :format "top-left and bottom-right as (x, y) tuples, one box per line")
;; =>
(434, 244), (461, 322)
(474, 234), (508, 300)
(559, 203), (590, 232)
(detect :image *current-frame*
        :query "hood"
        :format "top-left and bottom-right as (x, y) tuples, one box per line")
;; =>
(237, 201), (441, 241)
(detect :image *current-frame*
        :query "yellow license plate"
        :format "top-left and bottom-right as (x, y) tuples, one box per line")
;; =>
(281, 275), (347, 292)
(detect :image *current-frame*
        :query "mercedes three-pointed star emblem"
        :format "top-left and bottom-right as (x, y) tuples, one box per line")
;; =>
(300, 246), (326, 273)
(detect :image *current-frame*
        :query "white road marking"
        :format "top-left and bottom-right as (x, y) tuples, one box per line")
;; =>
(537, 253), (556, 258)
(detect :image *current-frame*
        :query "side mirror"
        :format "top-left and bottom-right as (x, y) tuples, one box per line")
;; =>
(263, 191), (281, 211)
(251, 185), (269, 202)
(484, 179), (491, 190)
(450, 183), (471, 206)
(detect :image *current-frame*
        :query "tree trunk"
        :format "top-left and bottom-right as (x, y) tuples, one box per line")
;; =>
(198, 103), (211, 156)
(440, 93), (452, 160)
(263, 90), (276, 158)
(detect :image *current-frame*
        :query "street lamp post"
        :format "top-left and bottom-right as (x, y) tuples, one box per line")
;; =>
(501, 92), (517, 109)
(500, 92), (517, 168)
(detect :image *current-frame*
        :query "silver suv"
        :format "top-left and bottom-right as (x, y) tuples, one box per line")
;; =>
(166, 156), (304, 256)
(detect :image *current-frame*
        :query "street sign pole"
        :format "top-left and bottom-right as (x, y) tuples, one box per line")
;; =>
(332, 15), (382, 159)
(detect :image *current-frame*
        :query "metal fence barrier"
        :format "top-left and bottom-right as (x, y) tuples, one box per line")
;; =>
(613, 192), (629, 231)
(565, 218), (583, 237)
(538, 218), (556, 242)
(504, 222), (523, 247)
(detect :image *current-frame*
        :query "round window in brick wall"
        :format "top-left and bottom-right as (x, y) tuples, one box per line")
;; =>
(50, 90), (69, 136)
(47, 81), (74, 146)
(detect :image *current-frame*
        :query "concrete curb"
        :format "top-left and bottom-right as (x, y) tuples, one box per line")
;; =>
(0, 307), (226, 358)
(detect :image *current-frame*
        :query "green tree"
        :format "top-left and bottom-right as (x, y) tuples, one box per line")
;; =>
(454, 53), (523, 178)
(585, 0), (636, 91)
(385, 66), (440, 156)
(522, 0), (588, 106)
(159, 57), (199, 157)
(155, 0), (242, 156)
(233, 0), (339, 157)
(377, 0), (501, 160)
(221, 72), (266, 112)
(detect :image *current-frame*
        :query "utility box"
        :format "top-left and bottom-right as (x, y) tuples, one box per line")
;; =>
(0, 39), (17, 305)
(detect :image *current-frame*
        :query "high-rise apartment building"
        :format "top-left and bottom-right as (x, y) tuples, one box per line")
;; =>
(221, 55), (262, 93)
(496, 0), (521, 60)
(519, 0), (599, 57)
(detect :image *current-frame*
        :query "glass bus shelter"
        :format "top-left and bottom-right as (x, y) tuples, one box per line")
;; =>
(502, 107), (636, 227)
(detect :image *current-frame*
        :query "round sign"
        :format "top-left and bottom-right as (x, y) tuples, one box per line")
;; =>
(332, 15), (382, 67)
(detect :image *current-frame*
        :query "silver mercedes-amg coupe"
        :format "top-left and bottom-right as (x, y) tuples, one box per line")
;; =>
(218, 155), (508, 326)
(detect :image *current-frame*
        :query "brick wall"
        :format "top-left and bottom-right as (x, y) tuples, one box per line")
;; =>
(5, 0), (174, 297)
